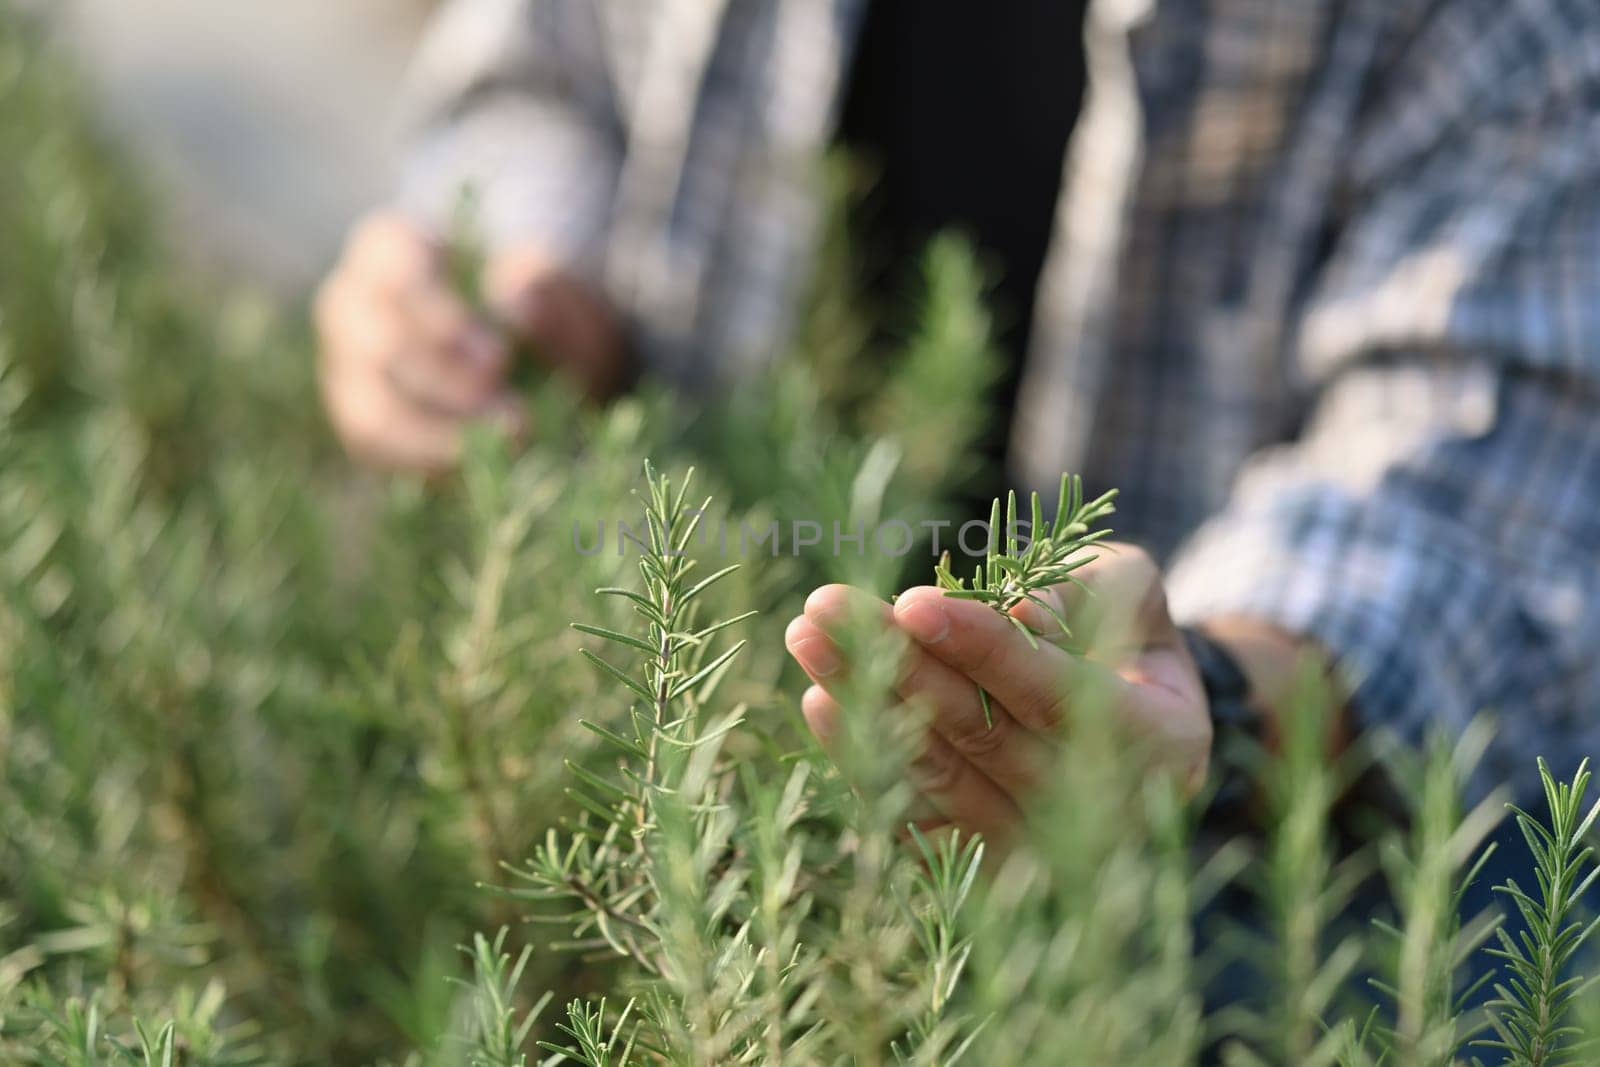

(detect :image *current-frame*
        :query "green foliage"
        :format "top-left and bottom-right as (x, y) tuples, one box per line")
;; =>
(928, 474), (1117, 724)
(488, 463), (982, 1063)
(1363, 726), (1505, 1066)
(453, 930), (551, 1067)
(867, 235), (1004, 493)
(8, 6), (1600, 1066)
(536, 997), (639, 1067)
(1235, 675), (1371, 1067)
(0, 6), (996, 1060)
(962, 693), (1204, 1066)
(1478, 760), (1600, 1066)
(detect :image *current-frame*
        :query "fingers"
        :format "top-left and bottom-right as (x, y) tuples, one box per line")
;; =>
(787, 614), (848, 684)
(791, 555), (1213, 830)
(800, 684), (1023, 846)
(796, 582), (895, 641)
(787, 610), (1053, 798)
(799, 680), (842, 744)
(316, 364), (474, 472)
(893, 564), (1211, 796)
(317, 212), (521, 471)
(891, 586), (1127, 734)
(387, 288), (510, 417)
(342, 213), (440, 291)
(788, 585), (1054, 802)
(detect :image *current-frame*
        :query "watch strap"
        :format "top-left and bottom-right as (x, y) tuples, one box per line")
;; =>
(1179, 624), (1261, 824)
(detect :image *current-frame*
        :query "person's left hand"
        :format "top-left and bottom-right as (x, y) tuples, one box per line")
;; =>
(784, 544), (1212, 848)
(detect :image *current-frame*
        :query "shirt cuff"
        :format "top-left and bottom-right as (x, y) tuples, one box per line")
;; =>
(1165, 483), (1519, 804)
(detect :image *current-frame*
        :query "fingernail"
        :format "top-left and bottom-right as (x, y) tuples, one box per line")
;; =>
(897, 601), (949, 645)
(801, 686), (838, 742)
(789, 636), (842, 678)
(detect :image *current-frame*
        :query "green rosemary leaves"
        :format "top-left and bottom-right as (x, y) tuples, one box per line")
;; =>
(931, 473), (1117, 725)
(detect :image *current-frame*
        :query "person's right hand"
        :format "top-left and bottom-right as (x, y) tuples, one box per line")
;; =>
(316, 213), (628, 472)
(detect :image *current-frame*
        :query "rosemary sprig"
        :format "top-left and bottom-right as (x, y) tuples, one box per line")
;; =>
(930, 473), (1117, 726)
(447, 183), (545, 391)
(1477, 757), (1600, 1066)
(447, 183), (490, 314)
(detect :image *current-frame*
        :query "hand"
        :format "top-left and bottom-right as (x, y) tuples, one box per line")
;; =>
(784, 544), (1211, 848)
(486, 243), (631, 401)
(316, 213), (628, 472)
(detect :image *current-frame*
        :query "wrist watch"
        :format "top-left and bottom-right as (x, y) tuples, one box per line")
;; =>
(1179, 625), (1261, 822)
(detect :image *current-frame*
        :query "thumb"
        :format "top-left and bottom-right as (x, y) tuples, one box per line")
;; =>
(486, 249), (628, 398)
(484, 249), (557, 336)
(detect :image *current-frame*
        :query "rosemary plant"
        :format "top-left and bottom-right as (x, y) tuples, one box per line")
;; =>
(893, 827), (986, 1065)
(1365, 724), (1506, 1066)
(1477, 758), (1600, 1066)
(14, 9), (1600, 1062)
(1217, 667), (1368, 1067)
(447, 184), (489, 315)
(446, 183), (548, 392)
(454, 930), (551, 1067)
(537, 997), (641, 1067)
(509, 462), (751, 966)
(930, 473), (1117, 724)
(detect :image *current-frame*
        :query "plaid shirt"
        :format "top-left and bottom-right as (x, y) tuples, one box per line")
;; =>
(399, 0), (1600, 801)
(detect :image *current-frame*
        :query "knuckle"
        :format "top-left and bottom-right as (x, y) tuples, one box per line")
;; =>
(346, 212), (437, 285)
(893, 652), (928, 694)
(911, 746), (964, 797)
(959, 630), (1005, 679)
(1089, 542), (1150, 580)
(315, 273), (401, 364)
(1144, 581), (1172, 626)
(486, 243), (557, 295)
(1118, 542), (1154, 568)
(1016, 666), (1072, 732)
(947, 711), (1012, 760)
(349, 211), (418, 255)
(1018, 690), (1066, 733)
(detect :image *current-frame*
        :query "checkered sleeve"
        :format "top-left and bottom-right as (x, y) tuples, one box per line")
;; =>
(394, 0), (623, 273)
(1166, 0), (1600, 803)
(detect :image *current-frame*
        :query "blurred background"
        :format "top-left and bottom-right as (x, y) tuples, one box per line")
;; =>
(0, 4), (994, 1059)
(52, 0), (432, 292)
